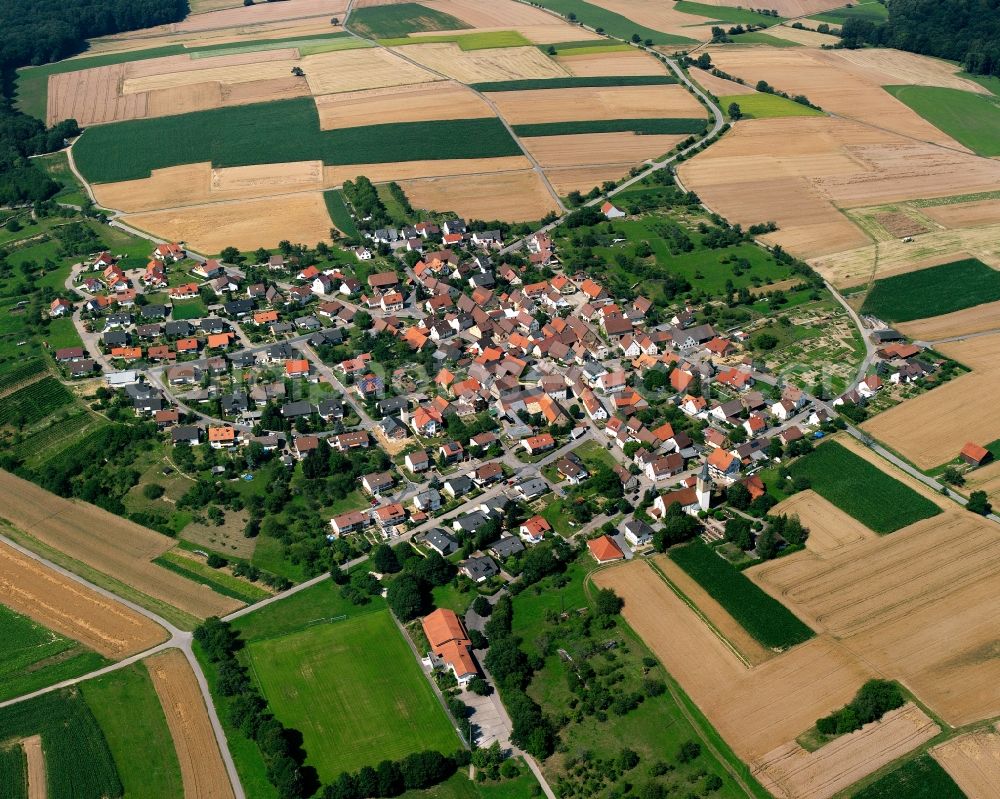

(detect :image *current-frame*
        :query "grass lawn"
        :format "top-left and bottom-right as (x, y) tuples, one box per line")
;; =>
(74, 99), (521, 183)
(246, 609), (459, 779)
(0, 604), (109, 702)
(851, 753), (965, 799)
(170, 297), (209, 319)
(324, 189), (359, 238)
(546, 42), (633, 54)
(721, 93), (823, 119)
(350, 2), (469, 38)
(674, 0), (786, 24)
(46, 317), (83, 349)
(860, 257), (1000, 322)
(472, 75), (677, 91)
(250, 533), (309, 583)
(961, 71), (1000, 95)
(81, 662), (184, 799)
(431, 580), (477, 615)
(34, 151), (90, 207)
(513, 118), (706, 136)
(810, 2), (888, 24)
(884, 85), (1000, 156)
(380, 31), (531, 49)
(790, 440), (941, 533)
(667, 540), (815, 649)
(530, 0), (696, 45)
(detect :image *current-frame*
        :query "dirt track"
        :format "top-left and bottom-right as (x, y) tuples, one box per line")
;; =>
(21, 735), (46, 799)
(147, 649), (236, 799)
(0, 540), (166, 658)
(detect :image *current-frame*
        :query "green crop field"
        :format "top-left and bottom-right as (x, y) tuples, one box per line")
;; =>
(884, 85), (1000, 157)
(790, 441), (941, 533)
(513, 118), (706, 136)
(851, 754), (965, 799)
(546, 42), (633, 54)
(0, 376), (74, 427)
(860, 258), (1000, 322)
(0, 689), (122, 799)
(730, 31), (801, 47)
(668, 540), (815, 649)
(0, 746), (27, 799)
(0, 605), (109, 702)
(531, 0), (696, 45)
(473, 75), (677, 91)
(246, 609), (458, 780)
(73, 99), (521, 183)
(81, 663), (184, 799)
(380, 30), (531, 49)
(674, 0), (786, 24)
(811, 2), (889, 24)
(720, 93), (822, 118)
(350, 2), (469, 38)
(190, 32), (360, 58)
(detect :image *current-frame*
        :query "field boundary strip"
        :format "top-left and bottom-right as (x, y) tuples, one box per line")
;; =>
(644, 558), (752, 668)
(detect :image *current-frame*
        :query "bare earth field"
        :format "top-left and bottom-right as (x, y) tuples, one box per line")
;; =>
(0, 470), (241, 620)
(486, 84), (702, 124)
(586, 0), (716, 38)
(22, 735), (45, 799)
(765, 24), (840, 47)
(124, 192), (334, 251)
(755, 704), (939, 799)
(304, 47), (441, 94)
(316, 81), (493, 129)
(594, 561), (872, 761)
(395, 43), (567, 83)
(398, 171), (559, 221)
(0, 539), (167, 658)
(769, 491), (877, 557)
(652, 554), (774, 665)
(897, 299), (1000, 342)
(862, 333), (1000, 469)
(524, 131), (687, 168)
(147, 649), (236, 799)
(691, 67), (756, 96)
(323, 155), (533, 185)
(556, 50), (665, 77)
(932, 728), (1000, 799)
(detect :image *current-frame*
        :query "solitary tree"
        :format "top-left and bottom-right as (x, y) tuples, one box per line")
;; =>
(728, 102), (743, 120)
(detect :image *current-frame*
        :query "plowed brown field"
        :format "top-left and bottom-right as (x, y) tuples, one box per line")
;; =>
(398, 171), (558, 221)
(932, 728), (1000, 799)
(416, 0), (586, 30)
(147, 649), (236, 799)
(923, 199), (1000, 229)
(0, 470), (241, 620)
(486, 84), (702, 124)
(0, 539), (166, 657)
(315, 81), (492, 130)
(545, 164), (631, 194)
(172, 0), (341, 32)
(698, 0), (843, 17)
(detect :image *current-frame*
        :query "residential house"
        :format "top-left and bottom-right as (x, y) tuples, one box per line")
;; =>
(460, 555), (499, 584)
(421, 608), (477, 685)
(424, 528), (457, 556)
(519, 515), (551, 545)
(588, 534), (624, 563)
(330, 510), (370, 536)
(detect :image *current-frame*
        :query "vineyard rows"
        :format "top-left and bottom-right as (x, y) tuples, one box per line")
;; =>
(0, 358), (46, 396)
(0, 376), (73, 427)
(10, 412), (104, 466)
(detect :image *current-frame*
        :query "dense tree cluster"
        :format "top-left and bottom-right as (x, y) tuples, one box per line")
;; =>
(322, 749), (465, 799)
(816, 679), (904, 736)
(837, 0), (1000, 77)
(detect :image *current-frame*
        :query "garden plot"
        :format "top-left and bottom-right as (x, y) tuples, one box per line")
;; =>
(769, 491), (877, 557)
(124, 192), (334, 252)
(486, 84), (702, 124)
(556, 50), (666, 76)
(932, 728), (1000, 799)
(315, 81), (493, 129)
(395, 42), (567, 83)
(862, 333), (1000, 469)
(0, 540), (167, 658)
(398, 171), (559, 221)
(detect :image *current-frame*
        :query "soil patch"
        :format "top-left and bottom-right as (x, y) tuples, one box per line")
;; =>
(22, 735), (45, 799)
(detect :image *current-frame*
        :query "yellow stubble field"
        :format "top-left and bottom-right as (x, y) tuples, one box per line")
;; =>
(397, 171), (559, 221)
(315, 81), (493, 130)
(393, 42), (567, 83)
(486, 84), (702, 124)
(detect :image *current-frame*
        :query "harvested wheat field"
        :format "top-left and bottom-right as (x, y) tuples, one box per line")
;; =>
(301, 47), (440, 94)
(700, 0), (843, 16)
(122, 55), (300, 95)
(755, 704), (939, 799)
(813, 224), (1000, 288)
(897, 299), (1000, 342)
(420, 0), (587, 31)
(487, 84), (702, 124)
(770, 491), (876, 556)
(962, 459), (1000, 504)
(545, 164), (632, 194)
(524, 132), (687, 168)
(316, 81), (492, 130)
(0, 470), (241, 620)
(691, 67), (756, 96)
(398, 171), (558, 221)
(709, 47), (985, 144)
(765, 24), (840, 47)
(21, 735), (45, 799)
(149, 74), (311, 116)
(923, 199), (1000, 229)
(587, 0), (716, 37)
(396, 42), (566, 83)
(125, 192), (334, 252)
(556, 50), (665, 77)
(47, 64), (147, 126)
(932, 728), (1000, 799)
(652, 554), (774, 665)
(862, 334), (1000, 469)
(323, 155), (532, 185)
(147, 649), (236, 799)
(594, 560), (871, 760)
(0, 539), (166, 658)
(172, 0), (341, 32)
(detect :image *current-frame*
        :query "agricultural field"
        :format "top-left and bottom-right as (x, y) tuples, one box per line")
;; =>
(81, 662), (185, 799)
(667, 540), (815, 649)
(859, 258), (1000, 322)
(727, 31), (802, 47)
(154, 549), (271, 603)
(350, 2), (469, 38)
(769, 491), (877, 556)
(851, 753), (965, 799)
(0, 604), (108, 702)
(512, 117), (706, 136)
(810, 1), (889, 25)
(674, 1), (786, 24)
(398, 171), (559, 222)
(0, 377), (73, 428)
(529, 0), (697, 45)
(245, 608), (459, 780)
(315, 81), (493, 129)
(786, 440), (941, 533)
(884, 84), (1000, 157)
(486, 83), (702, 124)
(931, 728), (1000, 798)
(471, 74), (677, 90)
(721, 92), (824, 119)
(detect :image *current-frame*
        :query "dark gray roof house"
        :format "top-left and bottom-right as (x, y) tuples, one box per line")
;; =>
(281, 400), (313, 418)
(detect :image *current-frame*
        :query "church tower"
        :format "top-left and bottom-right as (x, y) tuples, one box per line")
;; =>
(696, 461), (712, 511)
